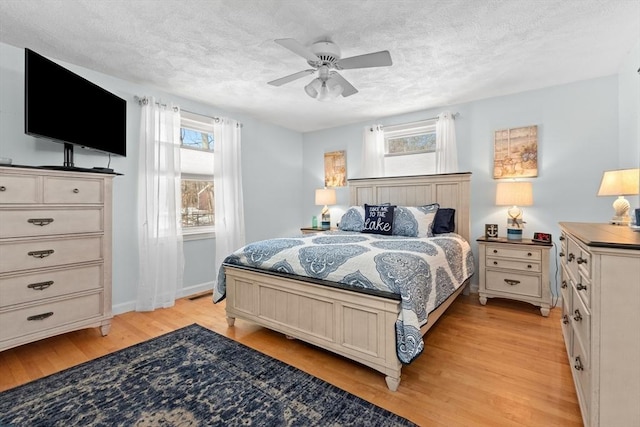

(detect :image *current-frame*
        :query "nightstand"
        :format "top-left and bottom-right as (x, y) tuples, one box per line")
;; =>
(477, 237), (552, 316)
(300, 226), (336, 235)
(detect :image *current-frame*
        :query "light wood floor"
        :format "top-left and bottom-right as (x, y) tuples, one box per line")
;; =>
(0, 293), (582, 426)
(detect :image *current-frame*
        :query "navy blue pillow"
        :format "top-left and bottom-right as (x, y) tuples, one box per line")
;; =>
(432, 208), (456, 234)
(362, 204), (395, 235)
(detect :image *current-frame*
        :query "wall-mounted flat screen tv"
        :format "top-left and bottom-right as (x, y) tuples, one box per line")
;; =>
(25, 48), (126, 168)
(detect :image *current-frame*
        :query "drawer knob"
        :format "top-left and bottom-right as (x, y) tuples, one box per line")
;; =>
(27, 249), (55, 259)
(493, 249), (498, 254)
(567, 253), (575, 262)
(493, 261), (498, 265)
(574, 356), (584, 371)
(527, 264), (532, 269)
(562, 314), (570, 325)
(27, 281), (54, 291)
(28, 218), (55, 226)
(576, 257), (587, 265)
(559, 235), (565, 241)
(0, 185), (5, 191)
(561, 280), (567, 289)
(559, 252), (565, 257)
(73, 188), (80, 193)
(527, 252), (532, 257)
(573, 309), (582, 322)
(504, 279), (520, 286)
(27, 312), (54, 321)
(576, 283), (587, 291)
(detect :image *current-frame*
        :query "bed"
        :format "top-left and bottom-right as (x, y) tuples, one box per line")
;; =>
(216, 173), (473, 391)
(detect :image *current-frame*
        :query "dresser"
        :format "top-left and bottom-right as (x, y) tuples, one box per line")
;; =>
(0, 166), (114, 351)
(559, 222), (640, 427)
(477, 237), (552, 316)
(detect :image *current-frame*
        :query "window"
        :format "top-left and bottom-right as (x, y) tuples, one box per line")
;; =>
(180, 111), (215, 239)
(383, 120), (437, 176)
(384, 120), (436, 155)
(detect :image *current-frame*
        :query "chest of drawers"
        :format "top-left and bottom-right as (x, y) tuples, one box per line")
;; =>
(477, 237), (552, 316)
(0, 166), (114, 351)
(559, 222), (640, 426)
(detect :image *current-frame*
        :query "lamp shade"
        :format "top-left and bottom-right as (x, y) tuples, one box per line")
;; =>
(496, 182), (533, 206)
(597, 168), (640, 196)
(315, 188), (336, 206)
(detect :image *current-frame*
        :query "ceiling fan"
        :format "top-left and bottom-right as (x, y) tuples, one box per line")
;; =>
(267, 38), (392, 101)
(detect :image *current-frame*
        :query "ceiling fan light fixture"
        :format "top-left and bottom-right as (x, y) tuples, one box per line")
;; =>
(317, 78), (343, 101)
(304, 78), (322, 98)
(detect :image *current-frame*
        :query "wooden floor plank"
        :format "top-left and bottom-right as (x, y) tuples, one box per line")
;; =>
(0, 293), (583, 426)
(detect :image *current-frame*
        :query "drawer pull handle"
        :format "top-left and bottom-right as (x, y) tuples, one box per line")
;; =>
(0, 185), (6, 191)
(493, 261), (498, 265)
(576, 283), (587, 291)
(576, 257), (587, 265)
(504, 279), (520, 286)
(567, 253), (575, 262)
(561, 280), (568, 289)
(73, 188), (80, 193)
(527, 264), (532, 269)
(27, 312), (54, 321)
(559, 235), (565, 241)
(562, 314), (570, 325)
(27, 281), (54, 291)
(573, 309), (582, 322)
(28, 218), (55, 226)
(27, 249), (54, 258)
(574, 356), (584, 371)
(559, 252), (565, 257)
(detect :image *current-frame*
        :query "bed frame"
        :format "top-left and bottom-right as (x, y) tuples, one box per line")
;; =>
(224, 173), (472, 391)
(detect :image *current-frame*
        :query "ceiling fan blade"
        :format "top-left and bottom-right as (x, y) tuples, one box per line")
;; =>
(331, 72), (358, 97)
(336, 50), (392, 70)
(274, 38), (319, 62)
(268, 69), (316, 86)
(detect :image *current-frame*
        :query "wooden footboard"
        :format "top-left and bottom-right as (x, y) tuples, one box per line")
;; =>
(224, 265), (468, 391)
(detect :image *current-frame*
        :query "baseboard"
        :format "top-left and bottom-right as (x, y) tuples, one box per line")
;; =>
(112, 281), (215, 315)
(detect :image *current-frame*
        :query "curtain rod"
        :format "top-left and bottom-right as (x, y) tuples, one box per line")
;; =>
(134, 96), (243, 127)
(369, 112), (459, 132)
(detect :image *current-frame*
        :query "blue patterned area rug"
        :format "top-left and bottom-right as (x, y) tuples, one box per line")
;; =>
(0, 324), (415, 426)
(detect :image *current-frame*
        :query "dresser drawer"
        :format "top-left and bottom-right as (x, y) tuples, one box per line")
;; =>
(561, 298), (573, 357)
(0, 174), (39, 204)
(485, 245), (541, 261)
(575, 271), (591, 309)
(43, 177), (103, 204)
(0, 208), (104, 238)
(0, 292), (103, 342)
(571, 283), (591, 361)
(576, 247), (591, 280)
(0, 236), (103, 273)
(560, 268), (572, 305)
(571, 333), (591, 417)
(486, 257), (541, 272)
(0, 264), (102, 307)
(485, 270), (541, 297)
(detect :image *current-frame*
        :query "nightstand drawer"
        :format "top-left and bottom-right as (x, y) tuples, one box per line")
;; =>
(485, 270), (541, 297)
(486, 257), (541, 272)
(485, 246), (541, 261)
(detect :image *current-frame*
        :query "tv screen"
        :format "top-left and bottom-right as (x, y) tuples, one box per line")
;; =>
(25, 48), (126, 160)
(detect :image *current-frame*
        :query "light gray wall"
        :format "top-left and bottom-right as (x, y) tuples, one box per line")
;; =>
(302, 47), (639, 293)
(0, 42), (302, 313)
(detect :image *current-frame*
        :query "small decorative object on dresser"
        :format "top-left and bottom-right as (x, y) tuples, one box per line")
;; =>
(477, 236), (552, 316)
(0, 166), (115, 351)
(559, 222), (640, 426)
(485, 224), (498, 238)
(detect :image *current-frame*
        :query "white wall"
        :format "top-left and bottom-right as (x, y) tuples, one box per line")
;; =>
(302, 70), (637, 293)
(0, 42), (303, 313)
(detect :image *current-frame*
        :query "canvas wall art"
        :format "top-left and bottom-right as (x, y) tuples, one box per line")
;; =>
(493, 125), (538, 178)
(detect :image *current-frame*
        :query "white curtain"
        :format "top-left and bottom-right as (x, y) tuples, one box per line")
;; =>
(213, 118), (246, 283)
(136, 97), (184, 311)
(360, 124), (385, 177)
(435, 111), (459, 173)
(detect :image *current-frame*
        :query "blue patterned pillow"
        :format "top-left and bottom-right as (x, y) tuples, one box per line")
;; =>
(392, 203), (440, 237)
(362, 204), (395, 235)
(338, 206), (365, 231)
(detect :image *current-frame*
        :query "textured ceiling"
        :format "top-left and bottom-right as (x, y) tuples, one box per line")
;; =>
(0, 0), (638, 133)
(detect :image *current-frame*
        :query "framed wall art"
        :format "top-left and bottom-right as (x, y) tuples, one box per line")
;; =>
(493, 125), (538, 179)
(324, 150), (346, 187)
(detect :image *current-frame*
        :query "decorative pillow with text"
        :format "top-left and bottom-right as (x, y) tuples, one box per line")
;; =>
(362, 204), (395, 235)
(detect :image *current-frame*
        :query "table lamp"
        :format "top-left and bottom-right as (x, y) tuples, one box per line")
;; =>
(315, 188), (336, 229)
(496, 181), (533, 240)
(597, 168), (640, 225)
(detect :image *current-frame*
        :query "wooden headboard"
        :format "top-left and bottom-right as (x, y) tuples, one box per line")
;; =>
(348, 173), (472, 243)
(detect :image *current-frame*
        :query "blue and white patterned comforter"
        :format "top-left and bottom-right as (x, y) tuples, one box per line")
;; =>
(214, 231), (474, 364)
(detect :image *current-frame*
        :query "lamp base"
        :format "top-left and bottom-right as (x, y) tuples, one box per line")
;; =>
(609, 215), (631, 226)
(507, 228), (523, 240)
